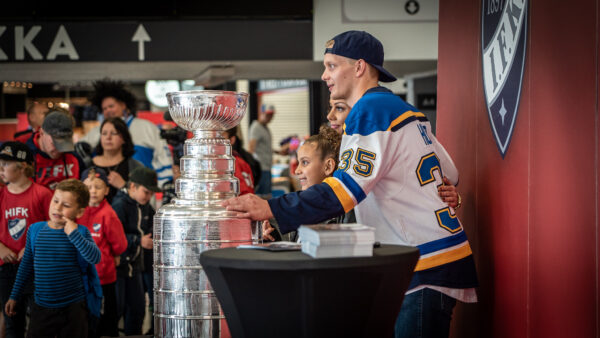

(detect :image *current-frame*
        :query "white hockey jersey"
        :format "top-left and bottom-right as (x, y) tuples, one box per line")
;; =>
(269, 87), (477, 290)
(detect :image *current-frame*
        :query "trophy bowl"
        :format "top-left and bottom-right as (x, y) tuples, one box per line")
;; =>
(166, 90), (249, 131)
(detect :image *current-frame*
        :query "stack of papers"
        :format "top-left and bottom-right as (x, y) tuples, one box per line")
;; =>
(298, 223), (375, 258)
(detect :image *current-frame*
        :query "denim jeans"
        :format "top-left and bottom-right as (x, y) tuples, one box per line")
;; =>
(394, 288), (456, 338)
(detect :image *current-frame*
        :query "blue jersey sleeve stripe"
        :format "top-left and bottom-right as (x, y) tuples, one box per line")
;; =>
(323, 177), (355, 213)
(333, 170), (367, 203)
(387, 111), (425, 131)
(417, 231), (468, 255)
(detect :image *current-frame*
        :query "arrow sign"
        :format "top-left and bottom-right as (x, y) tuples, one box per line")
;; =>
(132, 24), (151, 61)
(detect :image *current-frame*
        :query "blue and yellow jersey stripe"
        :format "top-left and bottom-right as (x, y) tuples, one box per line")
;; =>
(414, 231), (472, 271)
(344, 90), (427, 136)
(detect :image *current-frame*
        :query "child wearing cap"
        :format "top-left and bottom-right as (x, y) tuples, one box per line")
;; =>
(0, 141), (53, 337)
(26, 110), (86, 190)
(76, 167), (127, 338)
(5, 179), (100, 337)
(111, 166), (159, 335)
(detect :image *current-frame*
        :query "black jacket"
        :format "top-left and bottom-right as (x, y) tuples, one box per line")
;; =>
(112, 190), (154, 276)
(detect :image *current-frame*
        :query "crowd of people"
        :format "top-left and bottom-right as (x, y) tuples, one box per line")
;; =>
(0, 80), (170, 337)
(0, 30), (475, 338)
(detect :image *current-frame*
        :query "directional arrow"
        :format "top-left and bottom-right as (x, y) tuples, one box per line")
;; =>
(132, 24), (151, 61)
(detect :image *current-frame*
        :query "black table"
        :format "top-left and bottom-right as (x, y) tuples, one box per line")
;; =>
(200, 244), (419, 338)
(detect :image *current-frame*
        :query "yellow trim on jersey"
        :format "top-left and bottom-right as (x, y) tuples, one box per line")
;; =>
(387, 111), (426, 131)
(323, 177), (355, 213)
(414, 242), (473, 271)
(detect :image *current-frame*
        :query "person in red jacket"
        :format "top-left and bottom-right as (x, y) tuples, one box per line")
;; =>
(26, 110), (86, 190)
(77, 167), (127, 338)
(223, 126), (254, 195)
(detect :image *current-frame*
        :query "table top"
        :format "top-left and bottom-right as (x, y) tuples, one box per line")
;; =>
(200, 244), (419, 271)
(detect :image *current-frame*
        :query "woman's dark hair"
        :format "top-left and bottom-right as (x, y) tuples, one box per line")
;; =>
(91, 79), (137, 116)
(95, 117), (135, 158)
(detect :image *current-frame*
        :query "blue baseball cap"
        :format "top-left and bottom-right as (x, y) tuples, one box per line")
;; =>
(324, 30), (397, 83)
(82, 167), (109, 185)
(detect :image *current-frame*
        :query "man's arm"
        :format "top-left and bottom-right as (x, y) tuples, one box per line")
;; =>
(248, 139), (257, 154)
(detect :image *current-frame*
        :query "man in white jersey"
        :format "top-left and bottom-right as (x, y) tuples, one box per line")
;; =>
(224, 30), (478, 338)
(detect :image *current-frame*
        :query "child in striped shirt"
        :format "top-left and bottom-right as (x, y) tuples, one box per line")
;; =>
(5, 179), (100, 337)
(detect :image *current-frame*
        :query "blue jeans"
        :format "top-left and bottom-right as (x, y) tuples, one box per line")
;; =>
(255, 170), (272, 196)
(394, 288), (456, 338)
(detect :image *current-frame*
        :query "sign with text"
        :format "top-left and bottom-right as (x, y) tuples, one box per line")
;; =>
(0, 21), (312, 62)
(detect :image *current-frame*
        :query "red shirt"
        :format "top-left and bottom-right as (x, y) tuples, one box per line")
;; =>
(234, 151), (254, 195)
(0, 182), (52, 265)
(28, 132), (84, 190)
(77, 199), (127, 285)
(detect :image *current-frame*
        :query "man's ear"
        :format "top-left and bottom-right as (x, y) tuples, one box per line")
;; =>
(355, 59), (367, 77)
(324, 158), (336, 176)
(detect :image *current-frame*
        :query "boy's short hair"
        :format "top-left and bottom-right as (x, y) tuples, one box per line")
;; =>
(55, 179), (90, 209)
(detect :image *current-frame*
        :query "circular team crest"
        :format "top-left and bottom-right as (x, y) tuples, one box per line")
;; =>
(481, 0), (528, 158)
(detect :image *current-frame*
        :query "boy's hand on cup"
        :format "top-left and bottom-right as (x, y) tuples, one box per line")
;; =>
(5, 299), (17, 317)
(141, 233), (153, 249)
(63, 216), (78, 235)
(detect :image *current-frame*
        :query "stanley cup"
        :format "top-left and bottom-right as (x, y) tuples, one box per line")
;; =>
(154, 90), (252, 337)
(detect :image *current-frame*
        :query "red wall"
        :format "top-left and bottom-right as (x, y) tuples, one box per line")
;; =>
(437, 1), (598, 337)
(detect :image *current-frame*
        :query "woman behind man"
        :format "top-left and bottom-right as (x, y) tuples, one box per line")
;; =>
(91, 117), (143, 203)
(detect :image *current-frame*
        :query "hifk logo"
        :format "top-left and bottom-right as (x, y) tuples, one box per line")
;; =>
(93, 223), (101, 232)
(8, 219), (26, 240)
(482, 0), (528, 157)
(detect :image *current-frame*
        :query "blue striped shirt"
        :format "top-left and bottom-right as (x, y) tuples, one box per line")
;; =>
(10, 222), (101, 308)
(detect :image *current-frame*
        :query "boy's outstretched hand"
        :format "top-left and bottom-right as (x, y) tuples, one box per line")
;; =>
(5, 299), (17, 317)
(63, 216), (78, 235)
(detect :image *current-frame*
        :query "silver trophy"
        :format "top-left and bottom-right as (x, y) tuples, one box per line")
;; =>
(154, 90), (252, 337)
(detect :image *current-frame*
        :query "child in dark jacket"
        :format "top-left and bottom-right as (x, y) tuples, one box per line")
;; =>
(5, 179), (100, 337)
(77, 167), (127, 338)
(111, 167), (159, 336)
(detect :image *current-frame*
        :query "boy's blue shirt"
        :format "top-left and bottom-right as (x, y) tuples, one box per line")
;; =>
(10, 221), (102, 317)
